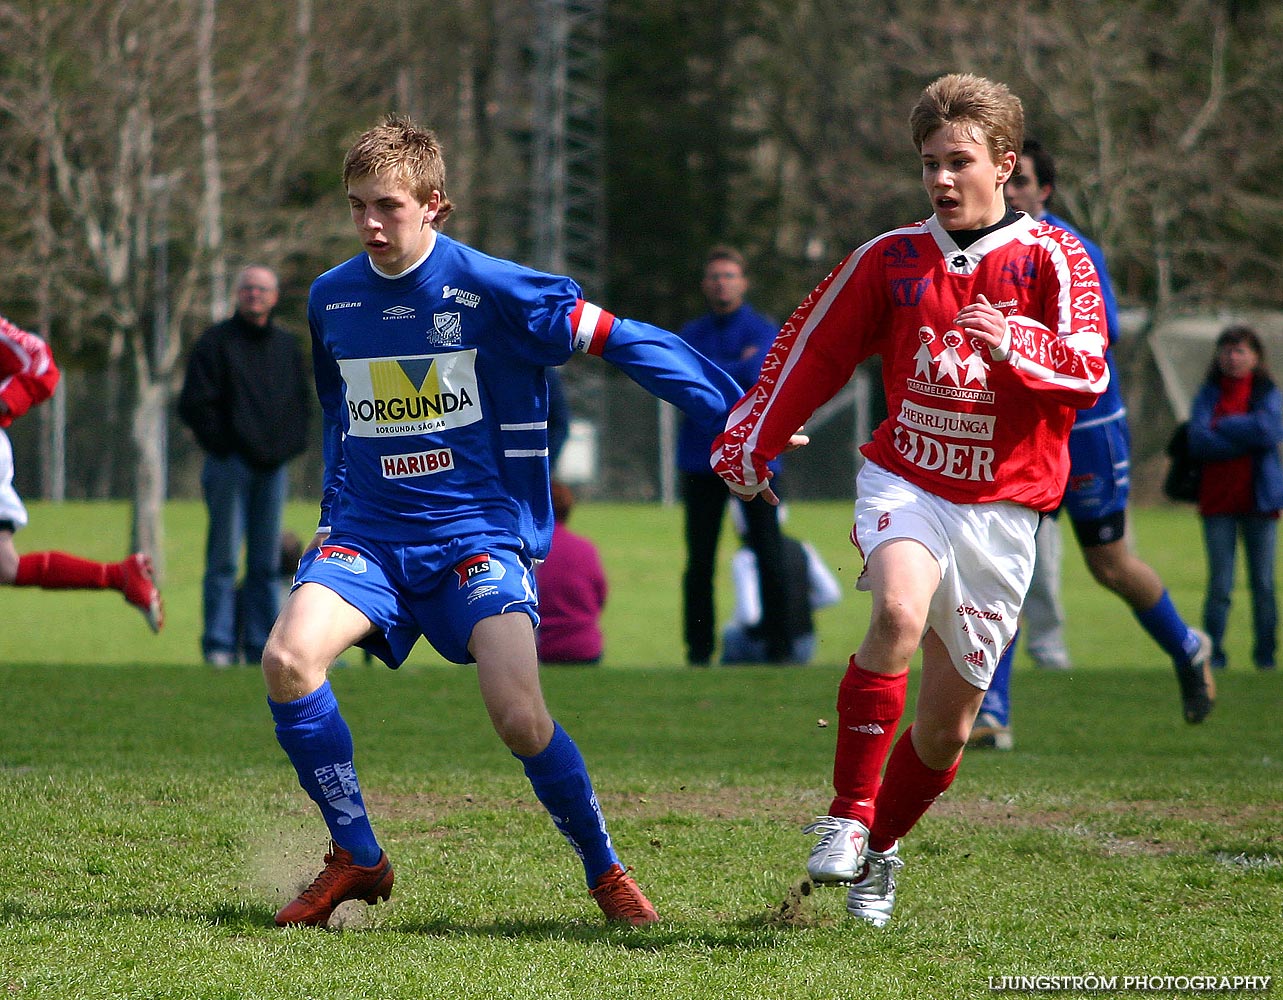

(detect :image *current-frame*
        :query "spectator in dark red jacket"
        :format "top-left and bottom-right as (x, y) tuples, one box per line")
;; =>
(1188, 324), (1283, 671)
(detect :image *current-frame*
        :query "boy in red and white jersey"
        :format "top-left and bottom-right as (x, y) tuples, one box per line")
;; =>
(0, 315), (163, 631)
(712, 74), (1108, 927)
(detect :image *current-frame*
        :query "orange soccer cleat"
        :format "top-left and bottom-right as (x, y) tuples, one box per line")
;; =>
(589, 864), (659, 926)
(274, 841), (395, 928)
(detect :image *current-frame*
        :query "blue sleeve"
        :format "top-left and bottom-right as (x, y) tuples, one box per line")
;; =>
(1188, 386), (1228, 460)
(599, 316), (743, 440)
(501, 269), (583, 366)
(1215, 386), (1283, 452)
(1185, 382), (1277, 462)
(309, 307), (346, 529)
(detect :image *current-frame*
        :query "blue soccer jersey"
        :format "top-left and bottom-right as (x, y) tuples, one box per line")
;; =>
(307, 234), (741, 560)
(1042, 212), (1129, 522)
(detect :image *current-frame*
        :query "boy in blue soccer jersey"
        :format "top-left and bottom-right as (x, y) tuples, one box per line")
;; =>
(969, 139), (1215, 751)
(263, 115), (746, 928)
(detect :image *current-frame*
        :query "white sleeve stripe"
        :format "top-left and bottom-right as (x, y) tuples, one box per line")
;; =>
(500, 422), (548, 431)
(503, 449), (549, 458)
(575, 301), (602, 335)
(572, 302), (605, 353)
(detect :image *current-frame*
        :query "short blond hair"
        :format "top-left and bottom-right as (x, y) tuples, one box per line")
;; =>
(342, 114), (455, 225)
(909, 74), (1024, 166)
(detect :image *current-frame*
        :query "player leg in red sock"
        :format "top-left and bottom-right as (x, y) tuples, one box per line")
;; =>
(804, 657), (907, 884)
(13, 550), (164, 632)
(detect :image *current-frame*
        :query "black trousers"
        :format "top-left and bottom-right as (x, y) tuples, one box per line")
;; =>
(681, 471), (790, 664)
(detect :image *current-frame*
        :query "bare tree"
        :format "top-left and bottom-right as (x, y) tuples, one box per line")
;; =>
(0, 2), (208, 567)
(196, 0), (227, 322)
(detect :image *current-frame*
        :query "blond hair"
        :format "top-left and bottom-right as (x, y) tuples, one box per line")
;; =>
(909, 74), (1024, 166)
(342, 114), (455, 225)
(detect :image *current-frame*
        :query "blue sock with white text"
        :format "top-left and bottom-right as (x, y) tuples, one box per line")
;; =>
(1135, 590), (1199, 666)
(269, 681), (382, 866)
(516, 721), (619, 887)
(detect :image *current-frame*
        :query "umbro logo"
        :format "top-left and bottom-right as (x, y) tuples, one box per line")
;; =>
(383, 305), (416, 320)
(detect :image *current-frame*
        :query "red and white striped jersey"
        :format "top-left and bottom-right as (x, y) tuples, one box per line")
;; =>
(712, 214), (1109, 512)
(0, 315), (59, 428)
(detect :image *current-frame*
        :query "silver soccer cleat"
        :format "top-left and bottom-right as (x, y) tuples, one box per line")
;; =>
(845, 842), (903, 927)
(802, 815), (869, 884)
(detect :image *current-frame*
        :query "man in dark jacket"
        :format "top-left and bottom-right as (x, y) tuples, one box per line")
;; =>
(179, 265), (311, 666)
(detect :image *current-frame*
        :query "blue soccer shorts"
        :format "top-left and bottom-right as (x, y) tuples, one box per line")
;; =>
(1063, 414), (1131, 546)
(294, 531), (540, 667)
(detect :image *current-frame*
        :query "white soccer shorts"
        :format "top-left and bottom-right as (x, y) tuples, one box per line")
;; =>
(0, 429), (28, 530)
(851, 461), (1037, 688)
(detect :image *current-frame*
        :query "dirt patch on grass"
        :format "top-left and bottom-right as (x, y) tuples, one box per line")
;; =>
(359, 787), (1274, 859)
(364, 785), (828, 824)
(931, 797), (1279, 856)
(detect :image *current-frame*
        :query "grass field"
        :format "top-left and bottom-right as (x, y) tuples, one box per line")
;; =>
(1, 500), (1280, 999)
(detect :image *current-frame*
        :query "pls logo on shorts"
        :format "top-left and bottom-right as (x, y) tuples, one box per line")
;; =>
(455, 553), (506, 588)
(318, 545), (368, 574)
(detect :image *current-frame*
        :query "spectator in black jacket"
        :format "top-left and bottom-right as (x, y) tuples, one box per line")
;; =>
(178, 265), (312, 666)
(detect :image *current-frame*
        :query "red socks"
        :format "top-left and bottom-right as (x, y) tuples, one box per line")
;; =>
(829, 657), (907, 826)
(868, 725), (959, 853)
(828, 657), (961, 850)
(14, 551), (121, 591)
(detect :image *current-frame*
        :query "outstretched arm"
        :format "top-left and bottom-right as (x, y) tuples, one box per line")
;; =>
(570, 300), (744, 441)
(712, 249), (870, 503)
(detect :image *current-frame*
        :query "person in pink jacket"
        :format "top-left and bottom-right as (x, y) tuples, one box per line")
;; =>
(535, 480), (608, 665)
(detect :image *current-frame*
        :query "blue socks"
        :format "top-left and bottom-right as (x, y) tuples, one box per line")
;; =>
(516, 721), (619, 887)
(272, 692), (617, 884)
(1135, 590), (1199, 666)
(269, 681), (382, 867)
(981, 635), (1014, 726)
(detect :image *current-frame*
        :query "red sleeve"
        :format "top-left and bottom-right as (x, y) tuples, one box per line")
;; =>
(995, 229), (1109, 407)
(712, 247), (882, 492)
(0, 316), (61, 427)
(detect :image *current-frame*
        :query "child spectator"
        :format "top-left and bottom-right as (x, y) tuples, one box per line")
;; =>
(721, 502), (841, 665)
(536, 481), (608, 665)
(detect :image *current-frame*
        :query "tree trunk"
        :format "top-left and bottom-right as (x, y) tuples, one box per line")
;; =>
(131, 374), (167, 574)
(35, 131), (65, 501)
(196, 0), (227, 321)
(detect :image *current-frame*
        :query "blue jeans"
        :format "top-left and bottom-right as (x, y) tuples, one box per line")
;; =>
(1201, 514), (1278, 669)
(720, 625), (816, 665)
(200, 454), (288, 662)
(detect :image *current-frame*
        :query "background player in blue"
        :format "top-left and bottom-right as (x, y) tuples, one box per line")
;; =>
(972, 139), (1214, 749)
(676, 246), (789, 664)
(262, 115), (745, 928)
